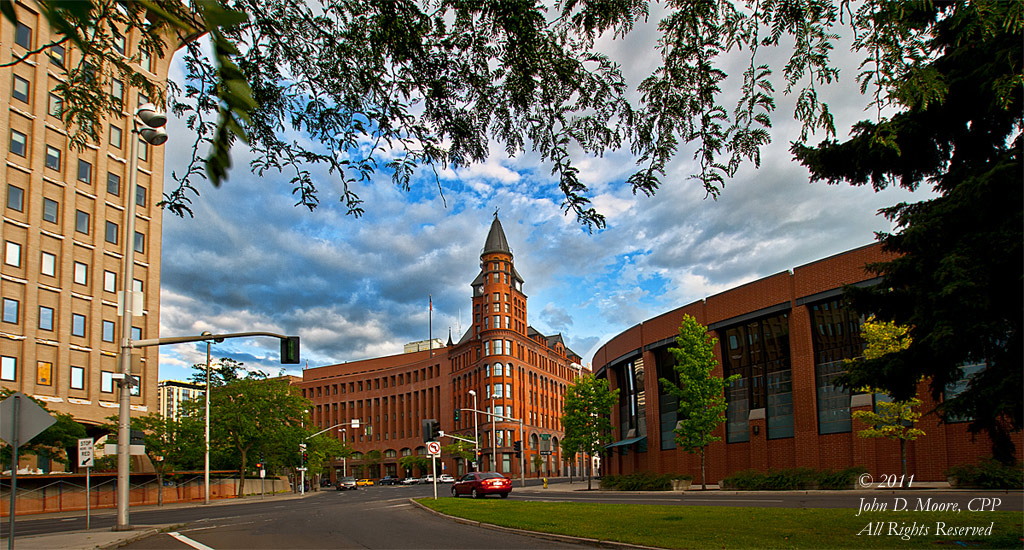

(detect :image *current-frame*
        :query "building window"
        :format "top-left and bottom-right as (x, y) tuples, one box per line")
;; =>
(39, 306), (54, 330)
(0, 356), (15, 381)
(134, 232), (144, 253)
(73, 261), (88, 285)
(130, 375), (140, 396)
(5, 242), (21, 267)
(15, 22), (31, 49)
(943, 361), (986, 422)
(102, 320), (115, 342)
(45, 145), (61, 170)
(10, 129), (27, 157)
(12, 75), (29, 103)
(101, 371), (114, 393)
(50, 44), (65, 67)
(2, 298), (19, 324)
(105, 221), (118, 244)
(107, 171), (121, 195)
(721, 313), (793, 441)
(41, 252), (56, 277)
(36, 361), (52, 385)
(138, 139), (148, 161)
(136, 185), (147, 206)
(7, 185), (23, 212)
(139, 48), (152, 71)
(810, 299), (865, 435)
(75, 210), (90, 234)
(70, 366), (85, 390)
(109, 125), (122, 149)
(48, 93), (63, 117)
(42, 198), (59, 223)
(103, 270), (116, 292)
(131, 326), (142, 340)
(77, 159), (93, 184)
(71, 313), (86, 337)
(113, 34), (126, 55)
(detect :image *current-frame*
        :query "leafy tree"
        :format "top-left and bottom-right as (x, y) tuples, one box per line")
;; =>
(793, 1), (1022, 463)
(362, 449), (383, 479)
(531, 454), (544, 478)
(0, 390), (86, 473)
(102, 412), (204, 504)
(560, 373), (618, 490)
(443, 440), (475, 473)
(304, 433), (350, 488)
(659, 315), (739, 490)
(6, 0), (951, 230)
(398, 454), (428, 478)
(209, 376), (308, 496)
(189, 357), (266, 387)
(848, 317), (924, 481)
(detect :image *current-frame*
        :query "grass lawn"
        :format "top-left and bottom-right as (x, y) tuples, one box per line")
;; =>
(417, 498), (1024, 549)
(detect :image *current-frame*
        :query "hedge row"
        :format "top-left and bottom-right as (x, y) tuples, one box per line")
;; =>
(721, 466), (868, 490)
(600, 471), (692, 491)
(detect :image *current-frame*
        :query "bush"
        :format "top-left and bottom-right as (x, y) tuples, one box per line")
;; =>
(817, 466), (868, 490)
(721, 467), (866, 490)
(946, 459), (1024, 489)
(599, 471), (688, 491)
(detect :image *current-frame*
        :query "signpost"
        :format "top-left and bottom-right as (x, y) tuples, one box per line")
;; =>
(0, 392), (57, 550)
(427, 441), (441, 499)
(78, 438), (94, 529)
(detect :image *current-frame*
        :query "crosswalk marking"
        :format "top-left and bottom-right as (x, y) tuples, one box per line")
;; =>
(168, 531), (216, 550)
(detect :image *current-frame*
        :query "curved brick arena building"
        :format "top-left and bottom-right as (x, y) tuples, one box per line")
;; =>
(593, 244), (1019, 482)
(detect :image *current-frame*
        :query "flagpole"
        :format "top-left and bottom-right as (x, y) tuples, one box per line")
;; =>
(428, 295), (433, 357)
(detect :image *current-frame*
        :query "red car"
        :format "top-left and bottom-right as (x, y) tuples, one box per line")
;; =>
(450, 472), (512, 499)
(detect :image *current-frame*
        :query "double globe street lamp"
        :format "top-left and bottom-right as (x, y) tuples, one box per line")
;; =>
(115, 103), (168, 531)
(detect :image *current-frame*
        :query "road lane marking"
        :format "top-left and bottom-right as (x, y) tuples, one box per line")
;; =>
(169, 531), (215, 550)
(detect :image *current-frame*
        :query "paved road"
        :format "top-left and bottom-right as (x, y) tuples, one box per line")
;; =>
(121, 486), (584, 550)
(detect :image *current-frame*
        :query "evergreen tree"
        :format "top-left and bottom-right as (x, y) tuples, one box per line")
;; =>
(793, 2), (1022, 462)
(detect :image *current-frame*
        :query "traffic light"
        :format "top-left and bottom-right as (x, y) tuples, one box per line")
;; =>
(281, 336), (300, 364)
(454, 409), (461, 422)
(421, 419), (440, 442)
(302, 451), (308, 462)
(513, 440), (522, 458)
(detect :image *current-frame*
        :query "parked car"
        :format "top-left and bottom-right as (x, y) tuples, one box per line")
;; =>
(356, 478), (374, 487)
(377, 476), (400, 486)
(450, 472), (512, 498)
(400, 477), (419, 485)
(335, 476), (358, 491)
(438, 474), (455, 483)
(419, 474), (434, 484)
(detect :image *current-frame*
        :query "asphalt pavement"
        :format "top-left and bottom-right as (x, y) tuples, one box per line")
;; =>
(0, 478), (968, 550)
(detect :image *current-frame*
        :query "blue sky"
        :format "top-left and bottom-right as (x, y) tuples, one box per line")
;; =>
(155, 14), (935, 382)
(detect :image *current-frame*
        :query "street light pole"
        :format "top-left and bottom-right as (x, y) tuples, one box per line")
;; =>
(468, 390), (478, 472)
(115, 104), (167, 531)
(203, 332), (215, 505)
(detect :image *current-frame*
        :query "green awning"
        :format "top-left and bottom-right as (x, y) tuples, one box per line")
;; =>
(605, 436), (646, 448)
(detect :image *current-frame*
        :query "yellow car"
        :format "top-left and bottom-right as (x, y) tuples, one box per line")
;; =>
(356, 478), (374, 487)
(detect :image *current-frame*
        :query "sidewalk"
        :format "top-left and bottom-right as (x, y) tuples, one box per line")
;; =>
(1, 490), (312, 550)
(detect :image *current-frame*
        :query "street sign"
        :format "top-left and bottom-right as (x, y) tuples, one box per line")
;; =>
(426, 441), (441, 456)
(260, 469), (266, 479)
(0, 392), (56, 446)
(78, 438), (94, 467)
(351, 419), (360, 428)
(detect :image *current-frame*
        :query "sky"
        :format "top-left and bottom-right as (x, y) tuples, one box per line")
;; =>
(155, 10), (935, 383)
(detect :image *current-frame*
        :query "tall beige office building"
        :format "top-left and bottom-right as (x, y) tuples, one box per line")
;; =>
(1, 4), (185, 427)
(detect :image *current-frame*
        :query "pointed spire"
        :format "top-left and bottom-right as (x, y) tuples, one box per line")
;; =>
(447, 328), (454, 347)
(482, 214), (512, 256)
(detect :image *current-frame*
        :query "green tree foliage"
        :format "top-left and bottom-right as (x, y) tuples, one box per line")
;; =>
(659, 315), (738, 490)
(560, 373), (618, 490)
(793, 2), (1022, 463)
(531, 454), (544, 477)
(848, 317), (923, 481)
(399, 454), (429, 478)
(102, 412), (203, 504)
(0, 390), (86, 472)
(7, 0), (944, 230)
(208, 376), (308, 495)
(443, 440), (475, 472)
(305, 433), (349, 486)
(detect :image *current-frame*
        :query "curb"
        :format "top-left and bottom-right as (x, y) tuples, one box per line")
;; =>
(407, 498), (665, 550)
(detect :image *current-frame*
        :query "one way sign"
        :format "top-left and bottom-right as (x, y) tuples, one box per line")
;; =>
(78, 438), (94, 467)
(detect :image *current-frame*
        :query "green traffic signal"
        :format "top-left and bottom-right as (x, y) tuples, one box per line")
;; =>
(281, 336), (300, 364)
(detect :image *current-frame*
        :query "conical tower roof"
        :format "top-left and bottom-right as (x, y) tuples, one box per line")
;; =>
(482, 214), (512, 256)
